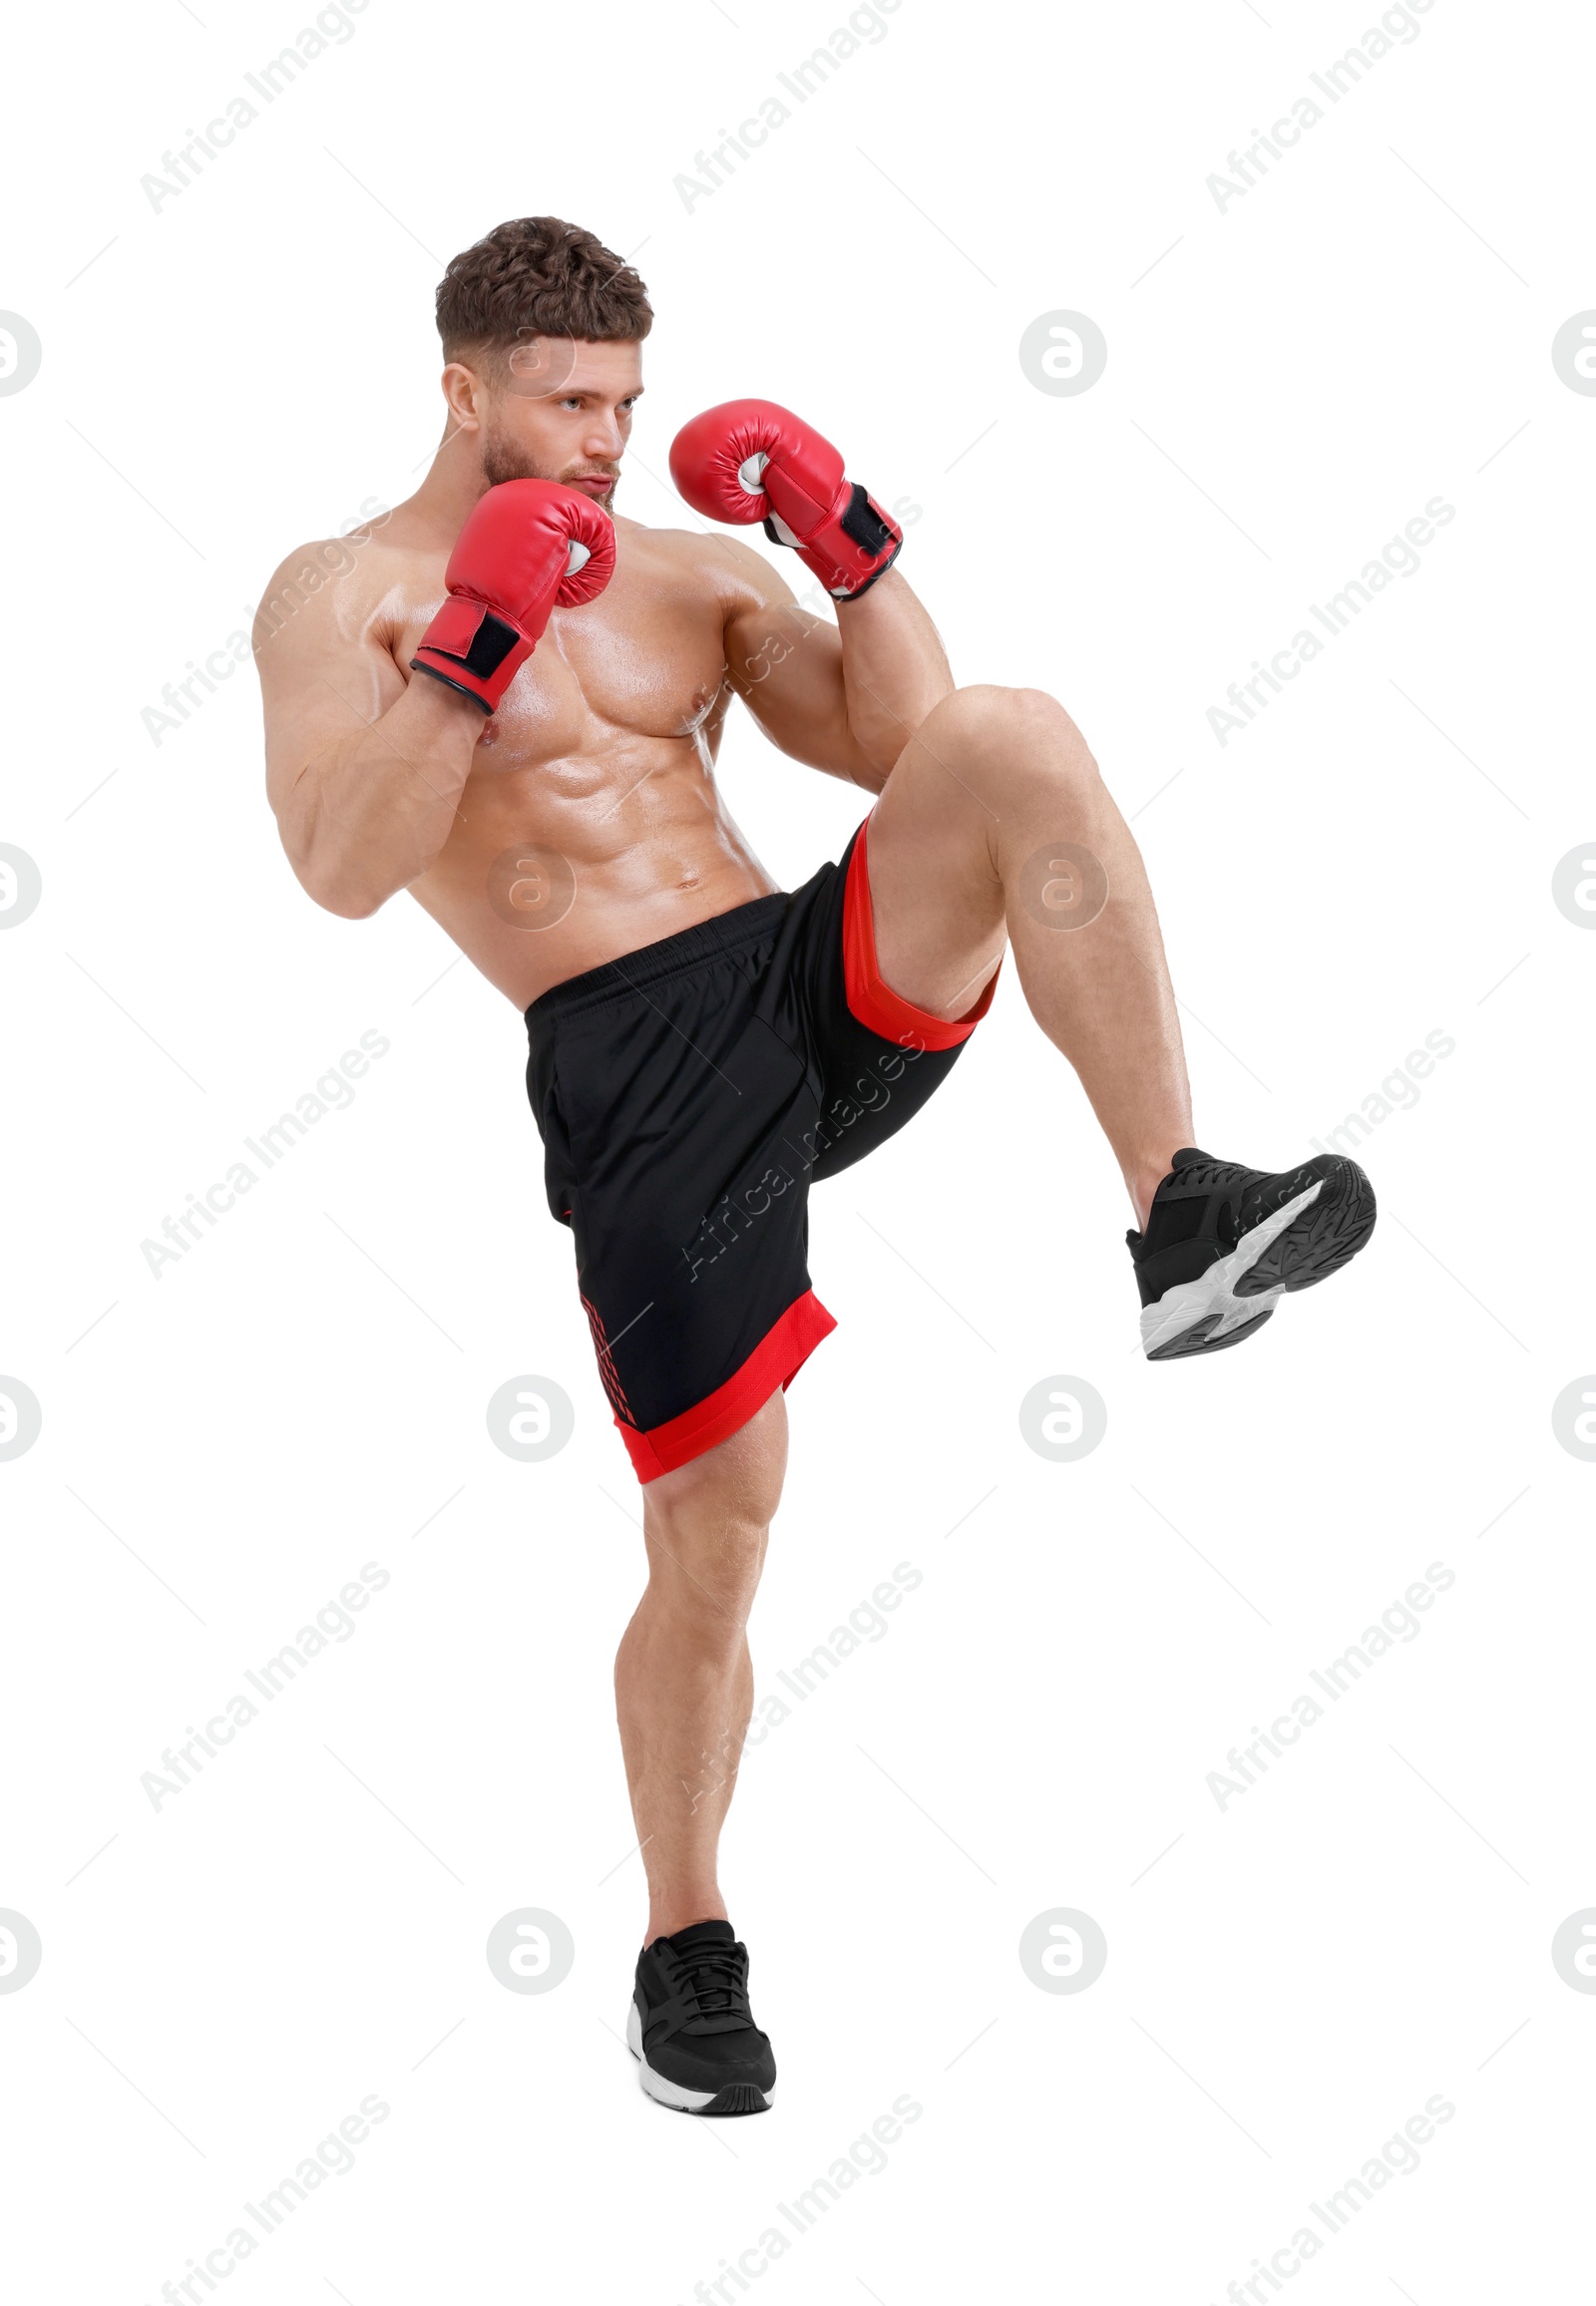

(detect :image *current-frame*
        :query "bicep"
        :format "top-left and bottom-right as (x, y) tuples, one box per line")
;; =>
(254, 562), (406, 822)
(719, 547), (885, 791)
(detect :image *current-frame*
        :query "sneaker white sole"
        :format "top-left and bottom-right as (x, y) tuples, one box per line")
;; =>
(1139, 1181), (1321, 1357)
(625, 1998), (774, 2113)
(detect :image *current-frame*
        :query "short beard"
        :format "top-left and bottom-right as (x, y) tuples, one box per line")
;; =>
(480, 425), (616, 507)
(480, 427), (548, 488)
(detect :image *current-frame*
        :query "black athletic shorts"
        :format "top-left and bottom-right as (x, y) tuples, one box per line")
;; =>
(524, 816), (998, 1481)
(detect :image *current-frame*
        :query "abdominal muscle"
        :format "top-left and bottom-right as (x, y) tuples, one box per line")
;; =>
(405, 718), (779, 1010)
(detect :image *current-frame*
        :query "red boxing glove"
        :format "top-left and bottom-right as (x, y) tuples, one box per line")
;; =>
(411, 480), (615, 712)
(669, 399), (902, 600)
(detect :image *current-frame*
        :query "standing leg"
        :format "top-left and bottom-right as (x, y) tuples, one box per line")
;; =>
(613, 1389), (787, 1940)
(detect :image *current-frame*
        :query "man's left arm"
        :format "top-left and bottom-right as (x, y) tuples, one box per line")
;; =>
(721, 550), (953, 793)
(676, 398), (955, 791)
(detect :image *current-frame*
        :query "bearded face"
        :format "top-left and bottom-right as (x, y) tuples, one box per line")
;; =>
(476, 341), (625, 508)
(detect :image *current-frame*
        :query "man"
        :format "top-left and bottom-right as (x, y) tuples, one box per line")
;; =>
(256, 215), (1374, 2116)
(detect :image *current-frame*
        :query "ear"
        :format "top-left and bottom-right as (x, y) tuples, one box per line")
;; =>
(441, 360), (488, 431)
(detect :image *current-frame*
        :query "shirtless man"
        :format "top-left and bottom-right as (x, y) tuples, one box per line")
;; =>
(256, 214), (1374, 2116)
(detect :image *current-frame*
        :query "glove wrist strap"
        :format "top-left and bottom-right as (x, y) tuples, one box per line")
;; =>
(765, 481), (903, 598)
(410, 594), (533, 711)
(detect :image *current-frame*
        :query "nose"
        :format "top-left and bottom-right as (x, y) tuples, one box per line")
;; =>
(584, 410), (625, 460)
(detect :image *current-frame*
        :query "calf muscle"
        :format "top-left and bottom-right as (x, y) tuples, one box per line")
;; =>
(615, 1392), (787, 1939)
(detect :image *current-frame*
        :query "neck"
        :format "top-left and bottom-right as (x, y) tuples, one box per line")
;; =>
(405, 420), (491, 535)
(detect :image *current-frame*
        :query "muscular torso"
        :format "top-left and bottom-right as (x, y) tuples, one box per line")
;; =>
(372, 513), (776, 1007)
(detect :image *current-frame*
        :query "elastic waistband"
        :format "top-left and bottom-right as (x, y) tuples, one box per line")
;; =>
(524, 891), (790, 1027)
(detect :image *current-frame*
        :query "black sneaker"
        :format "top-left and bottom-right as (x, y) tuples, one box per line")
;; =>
(1129, 1148), (1376, 1360)
(627, 1920), (775, 2114)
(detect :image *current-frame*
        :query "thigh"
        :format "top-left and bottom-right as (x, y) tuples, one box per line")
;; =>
(784, 821), (989, 1185)
(864, 685), (1013, 1021)
(555, 1000), (818, 1431)
(538, 955), (837, 1482)
(641, 1390), (789, 1582)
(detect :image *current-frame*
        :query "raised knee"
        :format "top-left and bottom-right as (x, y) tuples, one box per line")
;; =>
(1001, 686), (1092, 762)
(927, 684), (1094, 773)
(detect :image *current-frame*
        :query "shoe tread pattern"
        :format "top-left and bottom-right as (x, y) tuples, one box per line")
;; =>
(1235, 1157), (1376, 1298)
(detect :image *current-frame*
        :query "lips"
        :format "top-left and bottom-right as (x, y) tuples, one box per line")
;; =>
(571, 476), (615, 501)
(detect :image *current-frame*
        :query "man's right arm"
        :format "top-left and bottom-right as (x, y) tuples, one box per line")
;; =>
(258, 485), (616, 919)
(256, 553), (482, 921)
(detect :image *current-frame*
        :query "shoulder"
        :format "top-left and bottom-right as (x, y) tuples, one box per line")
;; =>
(253, 506), (424, 665)
(612, 514), (794, 611)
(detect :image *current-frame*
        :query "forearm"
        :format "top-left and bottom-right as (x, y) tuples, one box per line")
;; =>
(278, 677), (482, 917)
(834, 569), (954, 780)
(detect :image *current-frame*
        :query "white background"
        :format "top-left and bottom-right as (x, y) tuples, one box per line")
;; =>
(2, 0), (1592, 2298)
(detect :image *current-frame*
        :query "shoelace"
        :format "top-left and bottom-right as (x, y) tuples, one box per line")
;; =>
(1173, 1158), (1248, 1194)
(1147, 1157), (1320, 1256)
(663, 1941), (751, 2023)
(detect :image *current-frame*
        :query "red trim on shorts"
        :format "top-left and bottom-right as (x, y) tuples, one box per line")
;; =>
(582, 1292), (633, 1424)
(842, 815), (1000, 1051)
(617, 1289), (838, 1483)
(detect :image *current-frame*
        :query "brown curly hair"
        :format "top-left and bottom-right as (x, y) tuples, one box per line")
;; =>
(435, 216), (653, 366)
